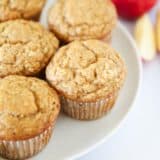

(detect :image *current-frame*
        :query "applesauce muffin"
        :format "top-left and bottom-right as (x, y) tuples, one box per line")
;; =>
(0, 75), (60, 159)
(48, 0), (117, 43)
(46, 40), (126, 120)
(0, 19), (59, 78)
(0, 0), (46, 22)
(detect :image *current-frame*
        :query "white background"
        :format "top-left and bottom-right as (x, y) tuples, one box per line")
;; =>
(79, 4), (160, 160)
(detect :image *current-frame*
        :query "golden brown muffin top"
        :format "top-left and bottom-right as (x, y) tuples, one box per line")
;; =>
(0, 75), (60, 140)
(46, 40), (126, 102)
(0, 19), (59, 78)
(48, 0), (117, 42)
(0, 0), (46, 22)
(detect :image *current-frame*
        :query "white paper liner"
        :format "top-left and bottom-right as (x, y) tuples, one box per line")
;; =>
(61, 92), (117, 120)
(0, 125), (53, 160)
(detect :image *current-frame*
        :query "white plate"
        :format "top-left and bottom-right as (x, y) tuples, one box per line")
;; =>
(0, 1), (142, 160)
(31, 1), (142, 159)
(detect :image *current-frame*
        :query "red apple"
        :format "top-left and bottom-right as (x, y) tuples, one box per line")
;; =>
(112, 0), (157, 20)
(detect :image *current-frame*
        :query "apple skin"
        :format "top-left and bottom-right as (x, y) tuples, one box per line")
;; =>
(155, 9), (160, 53)
(112, 0), (157, 20)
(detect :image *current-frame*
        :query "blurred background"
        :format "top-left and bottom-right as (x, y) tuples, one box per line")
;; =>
(79, 1), (160, 160)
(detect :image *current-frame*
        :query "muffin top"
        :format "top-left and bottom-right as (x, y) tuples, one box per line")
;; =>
(46, 40), (126, 102)
(0, 0), (46, 22)
(48, 0), (117, 42)
(0, 75), (60, 140)
(0, 19), (59, 78)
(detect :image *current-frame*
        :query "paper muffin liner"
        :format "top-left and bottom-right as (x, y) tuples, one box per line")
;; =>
(61, 92), (118, 120)
(0, 124), (54, 160)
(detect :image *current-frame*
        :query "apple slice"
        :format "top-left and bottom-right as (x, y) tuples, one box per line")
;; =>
(155, 9), (160, 52)
(134, 14), (156, 61)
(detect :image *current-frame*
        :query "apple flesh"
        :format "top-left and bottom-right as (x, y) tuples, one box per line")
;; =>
(134, 14), (156, 61)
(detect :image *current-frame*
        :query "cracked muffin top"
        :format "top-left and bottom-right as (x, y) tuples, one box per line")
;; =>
(46, 40), (126, 102)
(0, 75), (60, 140)
(0, 0), (46, 22)
(48, 0), (117, 42)
(0, 19), (59, 78)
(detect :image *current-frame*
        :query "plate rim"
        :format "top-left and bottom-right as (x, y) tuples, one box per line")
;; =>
(69, 22), (143, 160)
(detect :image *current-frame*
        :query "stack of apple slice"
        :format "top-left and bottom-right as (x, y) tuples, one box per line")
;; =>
(112, 0), (159, 61)
(134, 10), (160, 61)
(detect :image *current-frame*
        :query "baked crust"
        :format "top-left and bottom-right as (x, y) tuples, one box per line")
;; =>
(0, 0), (46, 22)
(46, 40), (126, 102)
(0, 75), (60, 140)
(0, 19), (59, 77)
(48, 0), (117, 42)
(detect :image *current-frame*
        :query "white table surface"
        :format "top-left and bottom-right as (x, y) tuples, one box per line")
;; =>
(78, 5), (160, 160)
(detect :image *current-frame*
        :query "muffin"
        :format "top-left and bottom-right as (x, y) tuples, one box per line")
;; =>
(0, 75), (60, 159)
(0, 0), (46, 22)
(48, 0), (117, 43)
(0, 19), (59, 78)
(46, 40), (126, 120)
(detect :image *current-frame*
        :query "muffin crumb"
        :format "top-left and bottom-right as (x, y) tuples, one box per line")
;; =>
(48, 0), (117, 42)
(0, 19), (59, 77)
(0, 75), (60, 140)
(46, 40), (126, 102)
